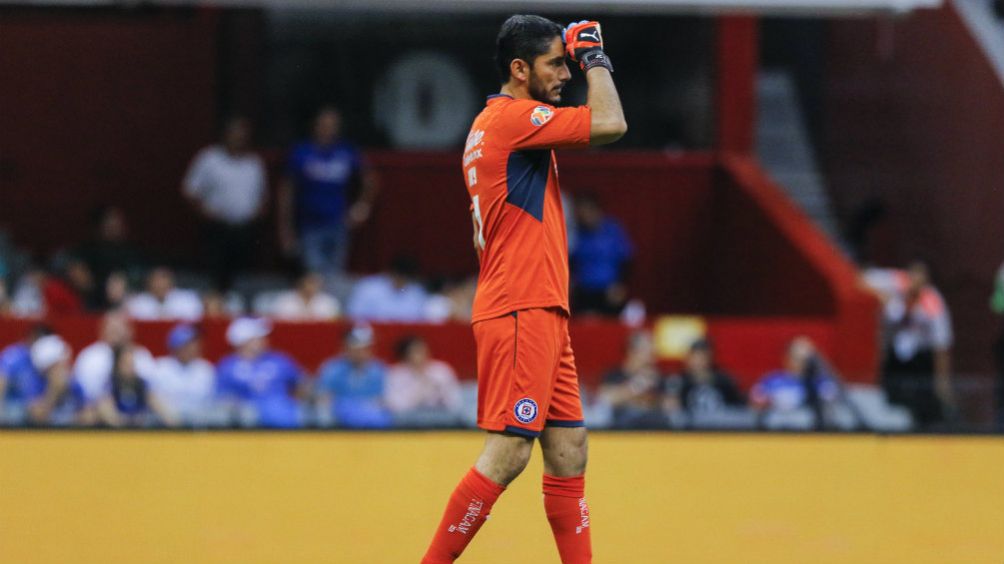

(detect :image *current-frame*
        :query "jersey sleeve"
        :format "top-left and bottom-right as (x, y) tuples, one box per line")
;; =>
(499, 101), (591, 150)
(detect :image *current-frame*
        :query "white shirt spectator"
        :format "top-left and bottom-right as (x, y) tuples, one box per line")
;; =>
(126, 289), (204, 321)
(347, 275), (428, 322)
(73, 342), (156, 402)
(183, 145), (266, 225)
(148, 355), (215, 424)
(885, 290), (953, 361)
(271, 290), (340, 321)
(385, 360), (462, 414)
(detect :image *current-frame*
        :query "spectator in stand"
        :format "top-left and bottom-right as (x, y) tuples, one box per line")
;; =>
(570, 193), (633, 316)
(992, 261), (1004, 430)
(94, 344), (177, 428)
(864, 262), (956, 427)
(346, 255), (428, 322)
(271, 271), (340, 321)
(103, 271), (130, 311)
(1, 328), (85, 425)
(216, 317), (306, 428)
(38, 258), (96, 315)
(74, 205), (147, 298)
(423, 277), (477, 323)
(278, 106), (379, 277)
(385, 335), (463, 426)
(183, 116), (267, 291)
(750, 336), (840, 417)
(126, 266), (203, 321)
(316, 324), (392, 429)
(600, 331), (667, 429)
(73, 310), (157, 404)
(37, 268), (81, 315)
(664, 338), (745, 416)
(149, 324), (215, 426)
(9, 268), (45, 318)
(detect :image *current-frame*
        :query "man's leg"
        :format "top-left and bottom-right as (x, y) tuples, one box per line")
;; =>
(540, 426), (592, 564)
(422, 432), (533, 564)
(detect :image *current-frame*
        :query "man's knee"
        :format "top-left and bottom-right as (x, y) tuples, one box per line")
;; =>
(541, 427), (588, 476)
(475, 432), (534, 485)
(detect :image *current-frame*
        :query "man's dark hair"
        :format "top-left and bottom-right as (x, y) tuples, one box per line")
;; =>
(495, 15), (564, 83)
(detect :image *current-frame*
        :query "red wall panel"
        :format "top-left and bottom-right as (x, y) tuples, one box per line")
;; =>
(0, 9), (219, 260)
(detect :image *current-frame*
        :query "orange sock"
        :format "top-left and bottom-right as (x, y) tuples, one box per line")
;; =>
(421, 468), (506, 564)
(543, 474), (592, 564)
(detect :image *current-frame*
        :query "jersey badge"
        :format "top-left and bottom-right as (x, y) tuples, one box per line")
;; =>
(514, 398), (539, 424)
(530, 106), (553, 127)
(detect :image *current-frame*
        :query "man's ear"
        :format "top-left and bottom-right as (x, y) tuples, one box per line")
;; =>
(510, 58), (530, 83)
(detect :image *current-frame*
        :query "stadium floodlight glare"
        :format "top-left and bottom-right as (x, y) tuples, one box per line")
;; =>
(12, 0), (944, 17)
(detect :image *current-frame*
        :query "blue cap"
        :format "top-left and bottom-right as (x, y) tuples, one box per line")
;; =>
(167, 324), (199, 351)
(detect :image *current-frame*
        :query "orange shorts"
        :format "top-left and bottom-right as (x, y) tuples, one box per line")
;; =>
(472, 307), (585, 437)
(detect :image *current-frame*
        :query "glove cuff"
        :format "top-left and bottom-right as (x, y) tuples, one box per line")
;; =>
(580, 49), (614, 73)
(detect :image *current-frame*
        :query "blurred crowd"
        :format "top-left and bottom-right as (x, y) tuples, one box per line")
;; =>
(0, 106), (638, 325)
(0, 105), (1001, 432)
(0, 313), (468, 429)
(0, 309), (915, 432)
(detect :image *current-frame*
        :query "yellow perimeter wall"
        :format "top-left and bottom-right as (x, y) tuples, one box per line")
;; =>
(1, 432), (1002, 564)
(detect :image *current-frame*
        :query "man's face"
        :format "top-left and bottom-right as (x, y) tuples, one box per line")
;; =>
(148, 268), (174, 300)
(224, 119), (251, 152)
(686, 348), (711, 376)
(102, 313), (133, 346)
(347, 343), (373, 365)
(528, 37), (571, 104)
(314, 110), (341, 145)
(175, 339), (201, 363)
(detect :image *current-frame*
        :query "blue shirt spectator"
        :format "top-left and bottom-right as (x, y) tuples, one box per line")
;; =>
(2, 335), (84, 425)
(279, 107), (378, 276)
(316, 325), (392, 428)
(571, 218), (633, 291)
(751, 337), (839, 411)
(217, 351), (304, 428)
(570, 194), (633, 315)
(287, 140), (362, 231)
(217, 317), (305, 428)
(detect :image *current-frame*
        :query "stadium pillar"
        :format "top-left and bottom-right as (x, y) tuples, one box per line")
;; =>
(715, 16), (759, 155)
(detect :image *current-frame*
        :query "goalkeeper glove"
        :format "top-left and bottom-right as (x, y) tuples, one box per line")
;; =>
(564, 20), (613, 73)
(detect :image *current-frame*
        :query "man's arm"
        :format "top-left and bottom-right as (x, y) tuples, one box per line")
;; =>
(347, 167), (380, 229)
(585, 68), (627, 146)
(565, 21), (627, 145)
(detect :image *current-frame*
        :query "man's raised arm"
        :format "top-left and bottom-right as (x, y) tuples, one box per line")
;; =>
(565, 20), (627, 145)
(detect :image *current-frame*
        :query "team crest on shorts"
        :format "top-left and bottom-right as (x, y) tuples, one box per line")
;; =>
(514, 398), (539, 424)
(530, 106), (553, 127)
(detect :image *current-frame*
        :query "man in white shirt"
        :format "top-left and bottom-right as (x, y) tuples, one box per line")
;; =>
(346, 255), (428, 322)
(864, 262), (956, 427)
(126, 266), (203, 321)
(183, 116), (267, 291)
(148, 324), (215, 426)
(271, 271), (340, 321)
(73, 310), (156, 403)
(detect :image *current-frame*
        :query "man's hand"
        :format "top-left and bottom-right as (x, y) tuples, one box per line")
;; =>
(347, 201), (372, 229)
(564, 20), (613, 73)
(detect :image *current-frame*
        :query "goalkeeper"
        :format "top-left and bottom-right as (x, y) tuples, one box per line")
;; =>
(421, 14), (626, 564)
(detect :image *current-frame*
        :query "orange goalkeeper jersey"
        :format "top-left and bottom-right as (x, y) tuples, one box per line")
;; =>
(463, 94), (592, 323)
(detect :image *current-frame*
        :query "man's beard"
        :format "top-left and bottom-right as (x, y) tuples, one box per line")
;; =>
(528, 72), (559, 104)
